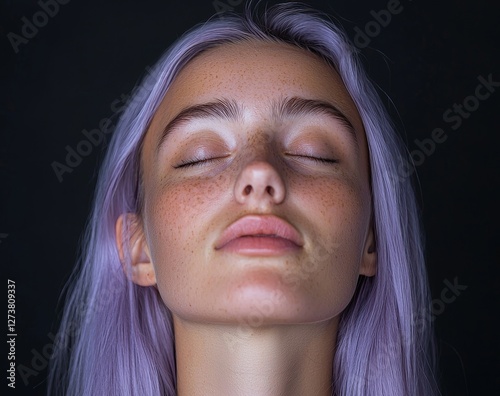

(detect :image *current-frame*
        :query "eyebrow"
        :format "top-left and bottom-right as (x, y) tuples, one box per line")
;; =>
(155, 96), (358, 154)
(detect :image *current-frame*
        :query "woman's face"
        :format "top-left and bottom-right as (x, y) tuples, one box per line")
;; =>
(137, 40), (375, 325)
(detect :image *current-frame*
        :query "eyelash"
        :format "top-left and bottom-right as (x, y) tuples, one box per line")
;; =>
(294, 155), (338, 164)
(176, 154), (337, 168)
(175, 155), (225, 168)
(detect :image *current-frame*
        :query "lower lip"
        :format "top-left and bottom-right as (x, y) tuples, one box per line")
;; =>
(217, 236), (301, 255)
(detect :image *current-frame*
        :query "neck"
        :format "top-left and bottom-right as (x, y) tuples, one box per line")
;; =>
(173, 316), (338, 396)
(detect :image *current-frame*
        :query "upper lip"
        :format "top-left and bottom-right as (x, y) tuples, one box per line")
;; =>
(214, 214), (304, 250)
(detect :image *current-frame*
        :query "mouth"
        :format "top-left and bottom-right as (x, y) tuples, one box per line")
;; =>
(215, 215), (304, 256)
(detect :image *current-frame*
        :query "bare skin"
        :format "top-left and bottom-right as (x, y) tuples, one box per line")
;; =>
(116, 40), (376, 395)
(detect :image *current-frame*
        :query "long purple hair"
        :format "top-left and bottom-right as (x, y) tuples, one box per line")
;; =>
(48, 2), (439, 395)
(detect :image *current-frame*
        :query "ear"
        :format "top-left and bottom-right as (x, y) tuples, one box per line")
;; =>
(115, 213), (156, 286)
(359, 218), (377, 277)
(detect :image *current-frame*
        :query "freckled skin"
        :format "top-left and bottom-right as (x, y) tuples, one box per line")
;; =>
(139, 40), (374, 325)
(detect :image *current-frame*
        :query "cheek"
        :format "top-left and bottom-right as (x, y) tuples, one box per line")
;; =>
(144, 176), (231, 310)
(295, 173), (368, 243)
(293, 177), (369, 312)
(323, 183), (368, 268)
(144, 183), (202, 305)
(146, 175), (224, 240)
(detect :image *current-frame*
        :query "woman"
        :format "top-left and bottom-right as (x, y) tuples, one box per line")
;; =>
(47, 2), (440, 395)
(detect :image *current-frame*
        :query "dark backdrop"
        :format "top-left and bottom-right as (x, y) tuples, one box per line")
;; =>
(1, 0), (499, 395)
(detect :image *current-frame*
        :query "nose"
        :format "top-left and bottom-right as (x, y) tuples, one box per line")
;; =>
(234, 160), (286, 209)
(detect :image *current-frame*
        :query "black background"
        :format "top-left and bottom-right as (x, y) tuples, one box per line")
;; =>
(1, 0), (499, 395)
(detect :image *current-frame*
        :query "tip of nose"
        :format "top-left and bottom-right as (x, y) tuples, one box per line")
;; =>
(235, 160), (286, 204)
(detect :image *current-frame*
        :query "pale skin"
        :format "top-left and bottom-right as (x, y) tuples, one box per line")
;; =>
(116, 40), (376, 395)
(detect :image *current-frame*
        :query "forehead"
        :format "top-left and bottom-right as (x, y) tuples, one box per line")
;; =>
(155, 40), (362, 126)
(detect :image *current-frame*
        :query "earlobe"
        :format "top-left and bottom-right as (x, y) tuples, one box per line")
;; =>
(359, 222), (377, 277)
(115, 213), (157, 286)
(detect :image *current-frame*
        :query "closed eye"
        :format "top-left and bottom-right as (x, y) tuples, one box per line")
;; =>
(288, 154), (338, 164)
(174, 155), (227, 168)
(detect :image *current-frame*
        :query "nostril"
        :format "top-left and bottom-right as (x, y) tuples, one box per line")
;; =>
(244, 185), (252, 195)
(266, 186), (274, 196)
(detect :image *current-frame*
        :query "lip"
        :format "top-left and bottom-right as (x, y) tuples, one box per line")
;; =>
(214, 214), (304, 253)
